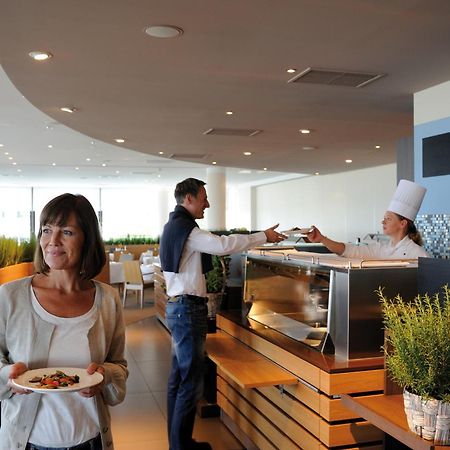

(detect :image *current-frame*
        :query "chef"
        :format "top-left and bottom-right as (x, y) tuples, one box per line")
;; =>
(307, 179), (430, 259)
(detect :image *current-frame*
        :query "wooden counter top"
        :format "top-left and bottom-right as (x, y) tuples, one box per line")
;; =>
(341, 394), (448, 450)
(219, 311), (384, 374)
(206, 331), (298, 389)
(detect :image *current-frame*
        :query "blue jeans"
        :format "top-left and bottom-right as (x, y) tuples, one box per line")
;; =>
(166, 295), (208, 450)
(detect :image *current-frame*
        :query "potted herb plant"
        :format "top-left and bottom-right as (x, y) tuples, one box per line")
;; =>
(379, 286), (450, 444)
(205, 255), (228, 318)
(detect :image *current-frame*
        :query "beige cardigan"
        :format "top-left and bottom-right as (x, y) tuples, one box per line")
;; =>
(0, 276), (128, 450)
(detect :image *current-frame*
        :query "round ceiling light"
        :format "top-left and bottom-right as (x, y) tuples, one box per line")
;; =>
(144, 25), (184, 38)
(29, 51), (53, 61)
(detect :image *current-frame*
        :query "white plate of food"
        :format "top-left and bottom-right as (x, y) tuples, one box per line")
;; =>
(11, 367), (103, 393)
(282, 227), (314, 235)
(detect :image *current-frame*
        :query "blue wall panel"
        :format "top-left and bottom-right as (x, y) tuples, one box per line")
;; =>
(414, 116), (450, 214)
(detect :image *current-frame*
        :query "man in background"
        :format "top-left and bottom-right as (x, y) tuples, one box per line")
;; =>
(160, 177), (285, 450)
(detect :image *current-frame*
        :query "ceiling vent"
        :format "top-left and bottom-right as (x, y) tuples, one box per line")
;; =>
(169, 153), (208, 160)
(288, 67), (385, 88)
(203, 128), (261, 137)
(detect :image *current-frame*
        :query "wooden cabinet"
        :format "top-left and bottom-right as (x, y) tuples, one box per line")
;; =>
(153, 264), (169, 327)
(207, 313), (385, 450)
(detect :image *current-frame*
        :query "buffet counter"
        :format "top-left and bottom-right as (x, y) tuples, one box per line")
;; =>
(207, 249), (419, 450)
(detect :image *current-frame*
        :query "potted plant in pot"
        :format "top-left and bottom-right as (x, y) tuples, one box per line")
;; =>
(379, 286), (450, 444)
(205, 255), (228, 318)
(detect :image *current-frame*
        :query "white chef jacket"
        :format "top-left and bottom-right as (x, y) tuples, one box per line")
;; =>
(163, 228), (267, 297)
(342, 235), (429, 259)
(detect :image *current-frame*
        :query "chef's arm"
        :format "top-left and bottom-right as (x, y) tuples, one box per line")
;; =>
(306, 226), (345, 256)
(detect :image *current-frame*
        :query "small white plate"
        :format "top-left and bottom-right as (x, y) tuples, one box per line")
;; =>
(282, 227), (314, 235)
(11, 367), (103, 393)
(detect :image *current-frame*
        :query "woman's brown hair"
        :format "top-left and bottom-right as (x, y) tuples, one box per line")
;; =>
(395, 213), (424, 246)
(34, 193), (106, 279)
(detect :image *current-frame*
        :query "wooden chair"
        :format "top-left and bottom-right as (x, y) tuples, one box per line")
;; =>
(122, 260), (145, 308)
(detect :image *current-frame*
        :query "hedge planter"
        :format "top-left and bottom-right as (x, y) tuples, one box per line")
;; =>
(0, 262), (34, 285)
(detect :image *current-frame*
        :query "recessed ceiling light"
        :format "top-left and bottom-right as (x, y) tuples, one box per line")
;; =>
(17, 169), (21, 172)
(299, 129), (311, 134)
(52, 162), (56, 166)
(0, 144), (3, 147)
(212, 161), (217, 165)
(243, 151), (252, 156)
(116, 170), (120, 174)
(4, 152), (9, 155)
(302, 146), (316, 150)
(28, 51), (52, 61)
(75, 167), (79, 170)
(8, 156), (13, 160)
(102, 163), (107, 167)
(286, 68), (296, 73)
(158, 151), (164, 155)
(345, 159), (352, 163)
(48, 144), (53, 149)
(60, 106), (76, 113)
(144, 25), (184, 38)
(12, 162), (17, 165)
(86, 158), (91, 162)
(315, 172), (320, 175)
(114, 138), (125, 143)
(226, 111), (233, 115)
(375, 145), (381, 149)
(263, 168), (267, 171)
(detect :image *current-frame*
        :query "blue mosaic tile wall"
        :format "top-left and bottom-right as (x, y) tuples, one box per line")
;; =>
(416, 214), (450, 258)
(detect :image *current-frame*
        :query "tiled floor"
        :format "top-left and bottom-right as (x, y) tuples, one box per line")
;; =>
(111, 289), (244, 450)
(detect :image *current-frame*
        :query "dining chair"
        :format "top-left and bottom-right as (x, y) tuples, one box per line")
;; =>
(122, 260), (145, 308)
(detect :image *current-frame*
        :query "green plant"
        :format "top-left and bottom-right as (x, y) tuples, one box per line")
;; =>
(0, 236), (37, 269)
(205, 255), (229, 293)
(104, 235), (160, 245)
(379, 286), (450, 402)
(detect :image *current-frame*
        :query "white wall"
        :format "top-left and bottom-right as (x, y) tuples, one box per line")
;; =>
(254, 164), (396, 243)
(414, 80), (450, 126)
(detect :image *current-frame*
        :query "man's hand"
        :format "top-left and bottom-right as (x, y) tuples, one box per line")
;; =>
(78, 363), (105, 398)
(264, 224), (287, 243)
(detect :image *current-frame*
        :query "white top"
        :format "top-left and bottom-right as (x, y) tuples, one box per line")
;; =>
(164, 228), (267, 297)
(342, 235), (429, 259)
(29, 288), (100, 447)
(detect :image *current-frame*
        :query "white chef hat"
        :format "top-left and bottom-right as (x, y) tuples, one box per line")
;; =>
(387, 179), (427, 221)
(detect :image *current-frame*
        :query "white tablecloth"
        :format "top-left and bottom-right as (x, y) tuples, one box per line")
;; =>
(109, 261), (155, 284)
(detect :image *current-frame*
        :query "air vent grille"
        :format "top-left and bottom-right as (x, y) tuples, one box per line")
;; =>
(288, 67), (384, 88)
(203, 128), (261, 137)
(169, 153), (208, 159)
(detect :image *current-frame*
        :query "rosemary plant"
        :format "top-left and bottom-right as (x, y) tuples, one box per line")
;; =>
(379, 286), (450, 402)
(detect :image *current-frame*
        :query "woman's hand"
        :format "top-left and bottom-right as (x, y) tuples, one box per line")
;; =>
(8, 362), (31, 395)
(78, 362), (105, 398)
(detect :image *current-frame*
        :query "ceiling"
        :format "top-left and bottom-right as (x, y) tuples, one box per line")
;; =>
(1, 0), (450, 187)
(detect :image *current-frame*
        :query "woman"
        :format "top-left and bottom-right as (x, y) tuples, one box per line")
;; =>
(0, 194), (128, 450)
(307, 179), (429, 259)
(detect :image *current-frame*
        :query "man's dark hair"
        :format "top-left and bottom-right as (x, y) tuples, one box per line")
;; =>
(174, 178), (206, 204)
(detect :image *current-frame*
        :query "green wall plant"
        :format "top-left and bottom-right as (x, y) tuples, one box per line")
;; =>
(380, 286), (450, 402)
(0, 236), (36, 269)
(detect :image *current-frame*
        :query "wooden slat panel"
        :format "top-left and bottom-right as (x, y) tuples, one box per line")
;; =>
(218, 371), (321, 450)
(320, 395), (363, 421)
(207, 332), (297, 388)
(283, 381), (320, 413)
(217, 392), (279, 450)
(319, 445), (382, 450)
(257, 385), (321, 437)
(319, 369), (384, 395)
(319, 420), (384, 447)
(217, 315), (320, 387)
